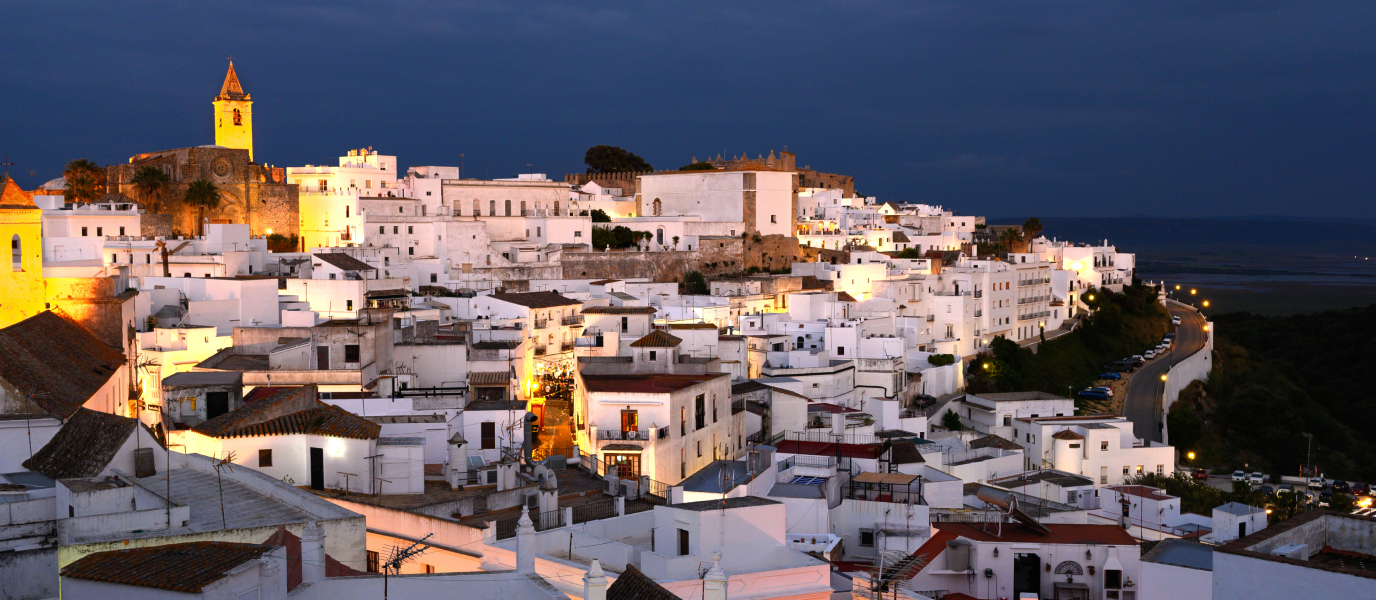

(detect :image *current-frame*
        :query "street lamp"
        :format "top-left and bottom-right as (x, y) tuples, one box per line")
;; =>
(1187, 451), (1196, 461)
(1202, 300), (1210, 308)
(1175, 285), (1181, 290)
(1190, 289), (1197, 295)
(1160, 374), (1168, 382)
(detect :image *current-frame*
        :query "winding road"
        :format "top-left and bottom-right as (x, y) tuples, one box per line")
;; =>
(1122, 300), (1209, 443)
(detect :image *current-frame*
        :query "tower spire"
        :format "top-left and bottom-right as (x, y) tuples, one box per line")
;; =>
(218, 61), (247, 101)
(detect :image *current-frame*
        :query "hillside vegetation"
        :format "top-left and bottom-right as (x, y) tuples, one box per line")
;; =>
(1169, 305), (1376, 481)
(967, 282), (1170, 410)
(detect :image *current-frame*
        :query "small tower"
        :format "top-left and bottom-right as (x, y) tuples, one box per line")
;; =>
(213, 61), (254, 161)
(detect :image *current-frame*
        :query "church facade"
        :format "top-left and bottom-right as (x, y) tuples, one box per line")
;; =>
(105, 63), (298, 239)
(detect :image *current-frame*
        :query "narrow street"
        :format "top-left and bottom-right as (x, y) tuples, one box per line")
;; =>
(1121, 300), (1209, 443)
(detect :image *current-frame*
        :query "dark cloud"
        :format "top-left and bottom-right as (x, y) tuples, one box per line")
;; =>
(0, 0), (1371, 217)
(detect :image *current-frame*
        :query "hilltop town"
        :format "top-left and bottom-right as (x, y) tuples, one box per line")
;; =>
(1, 63), (1365, 600)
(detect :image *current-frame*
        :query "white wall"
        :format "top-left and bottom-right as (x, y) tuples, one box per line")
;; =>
(1213, 552), (1369, 600)
(1140, 561), (1210, 600)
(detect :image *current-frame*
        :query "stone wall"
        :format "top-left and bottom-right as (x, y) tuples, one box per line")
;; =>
(45, 278), (135, 350)
(141, 213), (174, 238)
(557, 233), (806, 282)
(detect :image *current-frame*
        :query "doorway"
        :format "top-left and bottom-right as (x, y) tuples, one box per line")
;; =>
(1014, 553), (1041, 598)
(310, 447), (324, 490)
(206, 392), (229, 420)
(316, 346), (329, 370)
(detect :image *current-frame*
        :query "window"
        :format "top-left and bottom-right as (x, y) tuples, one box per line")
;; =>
(1101, 441), (1109, 451)
(9, 236), (18, 272)
(859, 528), (876, 547)
(620, 317), (628, 333)
(649, 350), (657, 361)
(96, 227), (102, 236)
(232, 108), (242, 125)
(367, 551), (380, 573)
(1122, 466), (1130, 476)
(347, 300), (353, 310)
(678, 528), (690, 556)
(1156, 464), (1165, 476)
(697, 440), (702, 457)
(408, 226), (413, 234)
(489, 200), (496, 216)
(1100, 466), (1108, 484)
(329, 273), (337, 280)
(119, 226), (125, 236)
(680, 407), (686, 436)
(837, 346), (844, 356)
(393, 226), (399, 234)
(258, 449), (273, 467)
(408, 247), (414, 256)
(81, 227), (88, 236)
(1003, 415), (1012, 426)
(379, 226), (385, 234)
(423, 564), (435, 574)
(505, 200), (511, 216)
(1136, 465), (1144, 475)
(713, 397), (718, 423)
(430, 273), (437, 283)
(574, 230), (582, 237)
(695, 395), (706, 430)
(481, 422), (496, 449)
(345, 345), (360, 363)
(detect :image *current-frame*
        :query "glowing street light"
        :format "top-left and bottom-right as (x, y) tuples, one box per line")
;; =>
(982, 363), (990, 370)
(1187, 451), (1196, 461)
(1175, 285), (1181, 290)
(1202, 300), (1210, 308)
(1203, 325), (1210, 332)
(1190, 289), (1197, 295)
(1087, 294), (1095, 301)
(1160, 374), (1168, 382)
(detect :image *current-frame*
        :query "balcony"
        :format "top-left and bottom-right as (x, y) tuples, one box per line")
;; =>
(974, 310), (983, 317)
(973, 290), (983, 298)
(533, 319), (548, 330)
(597, 429), (651, 441)
(926, 315), (935, 322)
(534, 346), (547, 356)
(561, 315), (583, 326)
(560, 341), (574, 352)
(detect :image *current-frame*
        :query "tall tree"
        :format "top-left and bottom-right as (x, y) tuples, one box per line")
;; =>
(1022, 217), (1043, 242)
(182, 179), (221, 235)
(998, 226), (1025, 253)
(584, 145), (653, 173)
(63, 159), (105, 204)
(131, 166), (171, 213)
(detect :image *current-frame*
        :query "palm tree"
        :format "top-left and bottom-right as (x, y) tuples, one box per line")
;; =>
(63, 159), (105, 204)
(131, 166), (171, 213)
(182, 179), (221, 236)
(1022, 217), (1043, 243)
(998, 226), (1024, 253)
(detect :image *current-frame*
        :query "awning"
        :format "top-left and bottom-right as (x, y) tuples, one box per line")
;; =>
(601, 444), (643, 452)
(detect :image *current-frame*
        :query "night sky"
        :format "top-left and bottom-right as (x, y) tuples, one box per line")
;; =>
(3, 1), (1372, 218)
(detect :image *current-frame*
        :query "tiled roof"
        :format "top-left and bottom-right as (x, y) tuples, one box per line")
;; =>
(313, 252), (375, 271)
(667, 322), (719, 330)
(589, 279), (620, 285)
(582, 306), (657, 315)
(607, 564), (681, 600)
(0, 310), (127, 418)
(890, 440), (926, 464)
(969, 434), (1024, 450)
(469, 371), (512, 385)
(581, 373), (724, 394)
(1051, 430), (1085, 440)
(23, 408), (145, 479)
(61, 541), (274, 593)
(904, 529), (959, 577)
(193, 385), (380, 440)
(891, 231), (912, 243)
(489, 291), (581, 309)
(835, 291), (858, 302)
(630, 330), (682, 348)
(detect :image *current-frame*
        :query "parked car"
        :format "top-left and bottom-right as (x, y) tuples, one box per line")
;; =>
(1249, 472), (1265, 485)
(1233, 471), (1248, 482)
(1130, 355), (1145, 365)
(1104, 361), (1135, 373)
(1309, 476), (1326, 489)
(1172, 316), (1182, 325)
(1192, 468), (1209, 480)
(1334, 480), (1351, 494)
(1165, 332), (1176, 340)
(1319, 490), (1333, 507)
(1259, 485), (1274, 498)
(1144, 350), (1156, 359)
(1352, 482), (1370, 496)
(1078, 388), (1109, 400)
(1277, 484), (1295, 495)
(914, 394), (938, 407)
(1099, 372), (1122, 381)
(1090, 386), (1114, 397)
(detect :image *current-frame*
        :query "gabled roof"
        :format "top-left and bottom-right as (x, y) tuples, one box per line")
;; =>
(0, 310), (127, 418)
(193, 385), (379, 440)
(469, 371), (512, 385)
(23, 408), (151, 479)
(969, 434), (1024, 450)
(489, 291), (581, 309)
(835, 291), (858, 303)
(890, 440), (926, 464)
(582, 306), (657, 315)
(891, 231), (912, 243)
(61, 541), (274, 593)
(607, 564), (681, 600)
(313, 252), (375, 271)
(630, 330), (682, 348)
(1051, 430), (1085, 440)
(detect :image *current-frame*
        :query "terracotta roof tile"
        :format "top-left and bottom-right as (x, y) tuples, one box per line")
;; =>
(607, 564), (680, 600)
(969, 434), (1024, 450)
(630, 330), (682, 348)
(23, 408), (149, 479)
(193, 385), (379, 440)
(312, 252), (376, 271)
(262, 527), (364, 590)
(0, 310), (127, 418)
(582, 306), (657, 315)
(581, 373), (725, 394)
(1052, 430), (1085, 440)
(61, 541), (274, 593)
(489, 291), (581, 309)
(0, 176), (38, 209)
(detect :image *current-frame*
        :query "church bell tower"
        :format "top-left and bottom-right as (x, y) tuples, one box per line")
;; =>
(213, 61), (254, 161)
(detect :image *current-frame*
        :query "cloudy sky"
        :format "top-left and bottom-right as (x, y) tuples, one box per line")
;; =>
(2, 0), (1372, 217)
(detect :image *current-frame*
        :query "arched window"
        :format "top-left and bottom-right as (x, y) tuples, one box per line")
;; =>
(652, 198), (662, 216)
(656, 228), (664, 245)
(473, 200), (480, 216)
(489, 200), (496, 216)
(11, 235), (21, 272)
(796, 336), (804, 347)
(504, 200), (512, 216)
(232, 109), (242, 126)
(520, 201), (527, 215)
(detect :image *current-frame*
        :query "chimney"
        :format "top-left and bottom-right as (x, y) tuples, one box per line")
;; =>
(516, 505), (536, 574)
(447, 432), (468, 490)
(582, 559), (608, 600)
(702, 551), (727, 600)
(259, 546), (288, 600)
(300, 521), (326, 585)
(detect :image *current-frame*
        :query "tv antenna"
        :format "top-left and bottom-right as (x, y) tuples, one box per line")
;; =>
(382, 533), (433, 599)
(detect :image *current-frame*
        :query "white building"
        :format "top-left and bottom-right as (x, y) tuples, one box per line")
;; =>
(638, 169), (796, 237)
(1212, 510), (1376, 600)
(1018, 415), (1176, 485)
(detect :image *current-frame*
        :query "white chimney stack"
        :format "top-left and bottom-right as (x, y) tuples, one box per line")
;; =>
(703, 551), (727, 600)
(582, 559), (608, 600)
(516, 505), (536, 574)
(300, 521), (326, 585)
(447, 432), (468, 490)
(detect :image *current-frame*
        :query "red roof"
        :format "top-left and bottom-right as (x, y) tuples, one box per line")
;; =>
(774, 439), (884, 459)
(262, 526), (364, 590)
(934, 522), (1138, 545)
(581, 373), (725, 394)
(61, 542), (275, 593)
(908, 529), (960, 576)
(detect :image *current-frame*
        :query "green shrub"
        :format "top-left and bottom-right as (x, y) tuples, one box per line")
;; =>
(927, 354), (956, 367)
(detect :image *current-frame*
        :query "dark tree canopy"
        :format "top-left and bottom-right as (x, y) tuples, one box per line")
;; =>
(679, 162), (715, 171)
(585, 145), (653, 173)
(590, 208), (611, 223)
